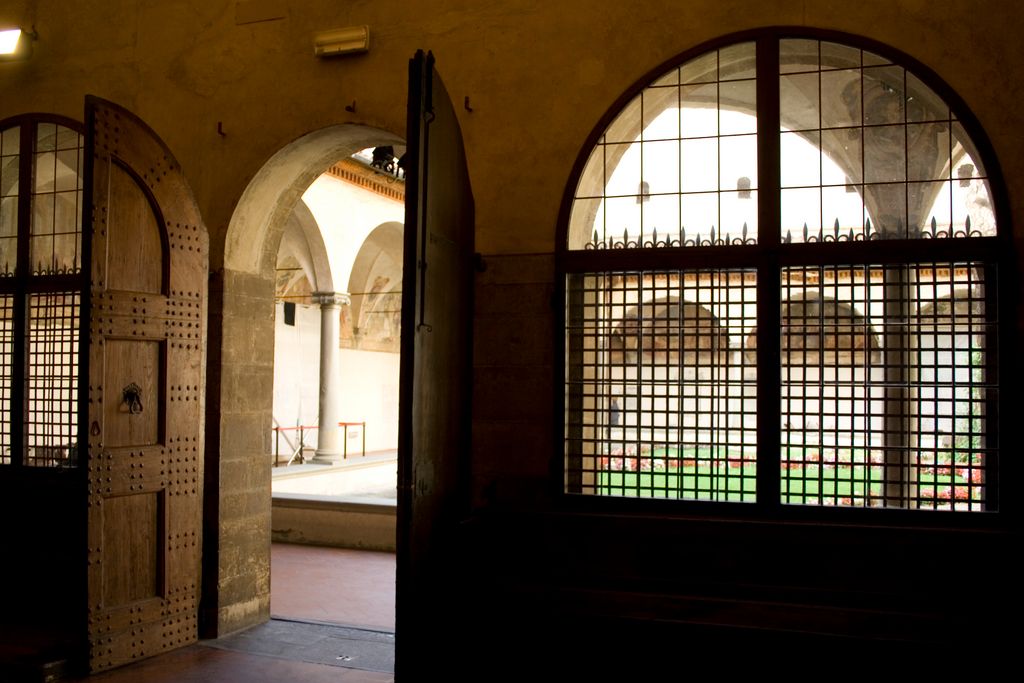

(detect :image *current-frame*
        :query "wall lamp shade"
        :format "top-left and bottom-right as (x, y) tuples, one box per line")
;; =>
(314, 26), (369, 57)
(0, 28), (34, 61)
(0, 27), (35, 60)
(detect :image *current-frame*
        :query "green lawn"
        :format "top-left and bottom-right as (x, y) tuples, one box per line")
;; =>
(596, 447), (979, 506)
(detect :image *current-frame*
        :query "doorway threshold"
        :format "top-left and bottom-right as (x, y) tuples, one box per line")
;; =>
(205, 618), (395, 675)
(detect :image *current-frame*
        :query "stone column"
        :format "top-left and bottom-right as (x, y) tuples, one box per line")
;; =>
(312, 292), (349, 463)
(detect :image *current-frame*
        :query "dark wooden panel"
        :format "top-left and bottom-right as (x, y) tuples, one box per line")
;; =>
(102, 492), (162, 607)
(397, 51), (475, 676)
(102, 339), (161, 447)
(105, 163), (163, 295)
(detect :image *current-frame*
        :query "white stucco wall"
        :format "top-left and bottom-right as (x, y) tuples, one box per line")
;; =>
(272, 301), (322, 454)
(272, 300), (400, 457)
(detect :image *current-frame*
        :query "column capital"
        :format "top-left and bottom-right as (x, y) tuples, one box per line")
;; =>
(312, 291), (351, 306)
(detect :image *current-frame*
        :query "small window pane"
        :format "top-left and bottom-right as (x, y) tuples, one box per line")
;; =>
(863, 125), (906, 183)
(54, 189), (81, 230)
(862, 66), (904, 125)
(720, 134), (757, 190)
(55, 125), (80, 150)
(1, 156), (18, 197)
(780, 72), (820, 132)
(31, 235), (54, 274)
(25, 291), (81, 467)
(680, 192), (719, 241)
(719, 80), (757, 133)
(604, 143), (640, 198)
(952, 122), (987, 177)
(642, 88), (676, 139)
(0, 237), (16, 277)
(780, 39), (819, 74)
(680, 83), (718, 137)
(605, 94), (642, 143)
(575, 146), (605, 200)
(719, 42), (755, 81)
(907, 122), (950, 182)
(862, 50), (891, 67)
(643, 105), (681, 145)
(953, 177), (996, 237)
(680, 51), (718, 84)
(34, 151), (56, 193)
(652, 66), (679, 87)
(820, 69), (861, 128)
(0, 195), (17, 238)
(910, 181), (951, 236)
(642, 140), (679, 196)
(55, 149), (80, 192)
(821, 185), (865, 239)
(864, 182), (908, 238)
(719, 191), (757, 243)
(820, 43), (861, 70)
(31, 191), (55, 235)
(35, 122), (57, 152)
(54, 233), (81, 274)
(644, 194), (680, 245)
(781, 131), (821, 188)
(1, 126), (20, 156)
(821, 128), (861, 185)
(680, 137), (718, 193)
(906, 72), (948, 122)
(781, 187), (822, 242)
(569, 197), (603, 248)
(603, 195), (641, 245)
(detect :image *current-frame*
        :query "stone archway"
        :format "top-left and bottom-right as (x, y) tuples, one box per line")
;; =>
(205, 123), (404, 637)
(278, 199), (335, 295)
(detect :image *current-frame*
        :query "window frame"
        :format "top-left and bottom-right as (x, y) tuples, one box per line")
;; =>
(555, 28), (1015, 526)
(0, 112), (89, 471)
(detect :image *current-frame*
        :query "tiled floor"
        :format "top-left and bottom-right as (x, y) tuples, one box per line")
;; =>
(61, 544), (396, 682)
(77, 645), (394, 683)
(271, 543), (396, 630)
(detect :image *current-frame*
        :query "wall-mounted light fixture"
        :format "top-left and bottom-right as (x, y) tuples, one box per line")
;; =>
(1, 27), (35, 61)
(313, 26), (369, 58)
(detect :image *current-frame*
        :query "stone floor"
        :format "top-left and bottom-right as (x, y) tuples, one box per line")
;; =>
(62, 544), (397, 682)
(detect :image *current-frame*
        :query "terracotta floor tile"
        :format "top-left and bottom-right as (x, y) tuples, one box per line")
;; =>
(73, 645), (394, 683)
(270, 543), (396, 630)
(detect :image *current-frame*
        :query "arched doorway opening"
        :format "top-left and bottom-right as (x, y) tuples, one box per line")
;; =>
(208, 123), (404, 637)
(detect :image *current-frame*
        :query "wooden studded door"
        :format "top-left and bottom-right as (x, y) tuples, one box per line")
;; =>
(396, 51), (475, 676)
(83, 97), (207, 672)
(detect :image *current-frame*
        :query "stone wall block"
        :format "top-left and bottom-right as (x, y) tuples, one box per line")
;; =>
(475, 282), (554, 316)
(474, 313), (553, 368)
(476, 253), (554, 286)
(473, 366), (553, 421)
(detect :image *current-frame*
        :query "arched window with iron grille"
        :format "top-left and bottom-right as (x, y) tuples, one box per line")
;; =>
(559, 32), (1009, 512)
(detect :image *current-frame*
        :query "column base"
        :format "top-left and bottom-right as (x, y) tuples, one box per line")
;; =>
(311, 450), (345, 465)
